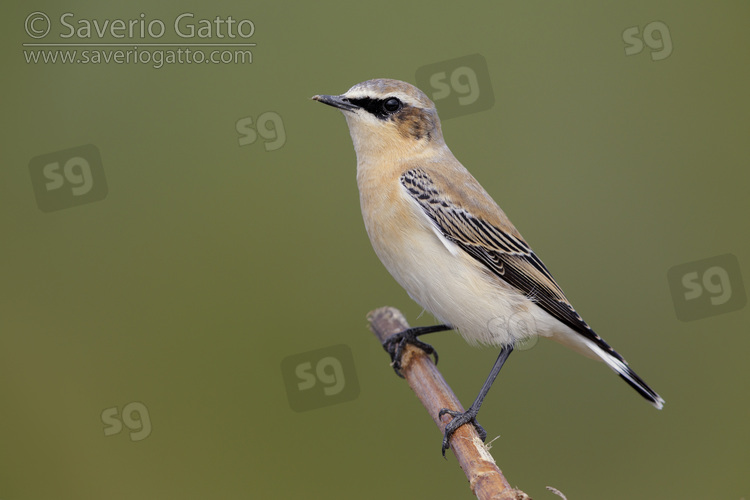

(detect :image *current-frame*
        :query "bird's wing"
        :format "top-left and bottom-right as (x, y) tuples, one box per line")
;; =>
(400, 167), (623, 361)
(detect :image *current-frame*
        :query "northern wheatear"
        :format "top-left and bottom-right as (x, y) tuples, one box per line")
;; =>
(313, 79), (664, 456)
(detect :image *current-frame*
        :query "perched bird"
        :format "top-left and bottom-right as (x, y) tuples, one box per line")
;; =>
(313, 78), (664, 456)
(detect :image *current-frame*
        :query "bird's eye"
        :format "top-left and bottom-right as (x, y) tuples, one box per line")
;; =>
(382, 97), (402, 114)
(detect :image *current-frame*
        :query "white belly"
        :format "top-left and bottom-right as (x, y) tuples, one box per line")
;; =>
(362, 188), (566, 347)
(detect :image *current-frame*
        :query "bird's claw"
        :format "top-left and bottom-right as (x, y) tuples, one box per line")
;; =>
(383, 329), (439, 378)
(438, 407), (485, 457)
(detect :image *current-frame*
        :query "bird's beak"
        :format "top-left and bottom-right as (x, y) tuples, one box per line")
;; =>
(312, 94), (359, 112)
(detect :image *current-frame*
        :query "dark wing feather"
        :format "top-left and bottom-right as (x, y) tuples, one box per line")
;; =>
(400, 168), (623, 361)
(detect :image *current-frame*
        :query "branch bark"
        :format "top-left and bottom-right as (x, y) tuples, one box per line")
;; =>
(367, 306), (531, 500)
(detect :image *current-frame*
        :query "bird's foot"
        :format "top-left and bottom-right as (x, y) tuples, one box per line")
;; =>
(438, 406), (485, 457)
(382, 327), (439, 378)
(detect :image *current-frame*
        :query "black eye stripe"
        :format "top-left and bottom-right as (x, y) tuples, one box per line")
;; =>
(348, 97), (404, 120)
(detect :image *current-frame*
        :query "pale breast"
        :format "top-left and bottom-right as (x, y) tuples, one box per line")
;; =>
(357, 162), (562, 347)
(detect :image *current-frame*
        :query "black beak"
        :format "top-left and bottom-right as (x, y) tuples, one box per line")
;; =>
(312, 94), (359, 112)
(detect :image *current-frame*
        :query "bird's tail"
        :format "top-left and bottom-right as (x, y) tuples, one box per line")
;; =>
(585, 338), (665, 410)
(549, 329), (665, 409)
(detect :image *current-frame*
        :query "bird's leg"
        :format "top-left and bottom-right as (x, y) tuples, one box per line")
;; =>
(382, 324), (450, 377)
(439, 345), (514, 457)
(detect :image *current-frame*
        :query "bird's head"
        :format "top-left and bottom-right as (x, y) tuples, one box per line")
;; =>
(313, 79), (446, 161)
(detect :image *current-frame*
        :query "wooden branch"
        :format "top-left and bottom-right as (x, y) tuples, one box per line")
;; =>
(367, 306), (531, 500)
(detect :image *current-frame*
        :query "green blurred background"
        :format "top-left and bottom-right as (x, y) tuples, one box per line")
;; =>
(2, 1), (749, 498)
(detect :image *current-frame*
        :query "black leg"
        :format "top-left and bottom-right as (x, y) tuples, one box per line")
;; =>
(382, 324), (451, 377)
(439, 345), (514, 457)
